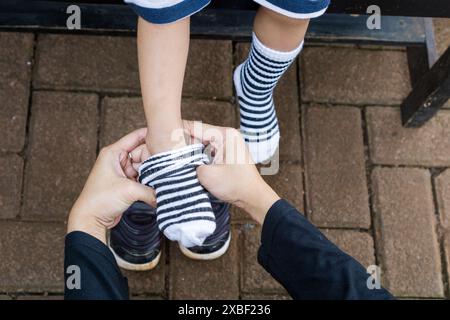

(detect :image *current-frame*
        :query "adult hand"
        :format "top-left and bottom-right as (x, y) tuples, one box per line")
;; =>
(67, 128), (156, 244)
(183, 121), (280, 224)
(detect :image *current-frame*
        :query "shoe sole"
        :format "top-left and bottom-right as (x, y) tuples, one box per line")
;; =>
(107, 233), (161, 271)
(110, 247), (161, 271)
(178, 233), (231, 261)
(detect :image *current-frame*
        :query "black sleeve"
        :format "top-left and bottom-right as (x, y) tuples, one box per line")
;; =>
(64, 231), (129, 300)
(258, 199), (394, 300)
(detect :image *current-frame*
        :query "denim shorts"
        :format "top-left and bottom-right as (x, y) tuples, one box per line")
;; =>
(125, 0), (330, 24)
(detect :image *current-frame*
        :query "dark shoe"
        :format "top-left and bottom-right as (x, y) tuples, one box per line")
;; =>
(108, 201), (162, 271)
(178, 194), (231, 260)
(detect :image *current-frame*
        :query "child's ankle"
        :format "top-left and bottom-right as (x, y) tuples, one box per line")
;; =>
(146, 129), (187, 155)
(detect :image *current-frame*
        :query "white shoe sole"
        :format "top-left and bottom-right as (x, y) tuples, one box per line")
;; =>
(110, 247), (161, 271)
(108, 233), (161, 271)
(178, 233), (231, 261)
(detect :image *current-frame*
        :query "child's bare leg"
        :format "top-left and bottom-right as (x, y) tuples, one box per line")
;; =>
(137, 16), (189, 155)
(136, 16), (215, 248)
(254, 6), (309, 51)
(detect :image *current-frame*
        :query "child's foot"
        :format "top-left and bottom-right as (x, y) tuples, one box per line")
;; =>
(109, 201), (162, 271)
(233, 33), (303, 164)
(178, 194), (231, 260)
(138, 143), (216, 248)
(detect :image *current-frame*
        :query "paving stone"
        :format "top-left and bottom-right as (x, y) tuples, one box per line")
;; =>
(122, 246), (166, 295)
(444, 234), (450, 293)
(169, 227), (240, 299)
(301, 47), (411, 105)
(184, 40), (233, 98)
(366, 107), (450, 166)
(0, 222), (65, 292)
(16, 295), (63, 300)
(263, 163), (304, 212)
(241, 224), (288, 294)
(231, 206), (253, 223)
(435, 169), (450, 229)
(23, 92), (98, 221)
(181, 98), (237, 128)
(232, 162), (304, 222)
(100, 97), (146, 148)
(0, 155), (24, 219)
(303, 105), (370, 228)
(131, 295), (163, 300)
(321, 229), (375, 268)
(0, 32), (34, 152)
(236, 43), (302, 161)
(34, 34), (139, 92)
(433, 18), (450, 57)
(372, 167), (444, 297)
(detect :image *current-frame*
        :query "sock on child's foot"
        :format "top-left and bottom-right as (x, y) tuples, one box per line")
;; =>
(138, 144), (216, 248)
(234, 33), (303, 163)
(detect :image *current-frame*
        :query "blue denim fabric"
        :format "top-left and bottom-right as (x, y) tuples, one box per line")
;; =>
(127, 0), (330, 24)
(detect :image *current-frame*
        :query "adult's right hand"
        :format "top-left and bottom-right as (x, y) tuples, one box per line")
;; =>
(183, 121), (280, 224)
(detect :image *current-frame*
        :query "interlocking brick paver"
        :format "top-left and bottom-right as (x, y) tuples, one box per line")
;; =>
(241, 225), (287, 294)
(122, 249), (166, 295)
(435, 169), (450, 229)
(101, 97), (146, 148)
(16, 295), (63, 300)
(372, 167), (444, 297)
(0, 222), (65, 292)
(35, 34), (139, 92)
(444, 235), (450, 293)
(263, 163), (304, 212)
(0, 32), (33, 152)
(321, 229), (375, 267)
(366, 107), (450, 166)
(236, 43), (302, 161)
(184, 40), (233, 98)
(433, 18), (450, 57)
(169, 227), (240, 299)
(304, 105), (370, 228)
(301, 47), (411, 105)
(0, 155), (23, 219)
(182, 98), (237, 127)
(233, 163), (304, 223)
(23, 92), (98, 221)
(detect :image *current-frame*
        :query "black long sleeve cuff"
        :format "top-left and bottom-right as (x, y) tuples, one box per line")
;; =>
(64, 231), (129, 300)
(258, 199), (394, 300)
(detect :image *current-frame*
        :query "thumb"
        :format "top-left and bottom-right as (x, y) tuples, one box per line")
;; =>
(126, 181), (157, 207)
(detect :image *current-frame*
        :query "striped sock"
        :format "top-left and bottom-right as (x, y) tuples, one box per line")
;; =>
(234, 33), (303, 163)
(138, 144), (216, 248)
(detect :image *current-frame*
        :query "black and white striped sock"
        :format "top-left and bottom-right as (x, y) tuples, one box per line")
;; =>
(234, 33), (303, 163)
(138, 144), (215, 248)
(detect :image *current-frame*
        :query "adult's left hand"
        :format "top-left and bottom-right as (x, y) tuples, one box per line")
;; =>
(67, 128), (156, 244)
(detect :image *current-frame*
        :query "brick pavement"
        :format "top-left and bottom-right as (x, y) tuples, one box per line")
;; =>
(1, 21), (450, 299)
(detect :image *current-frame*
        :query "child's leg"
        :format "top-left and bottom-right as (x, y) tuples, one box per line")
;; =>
(137, 16), (189, 154)
(235, 1), (328, 163)
(136, 15), (215, 247)
(254, 6), (309, 51)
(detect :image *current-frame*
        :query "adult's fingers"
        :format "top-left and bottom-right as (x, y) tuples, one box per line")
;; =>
(111, 128), (147, 153)
(127, 182), (157, 207)
(129, 144), (150, 164)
